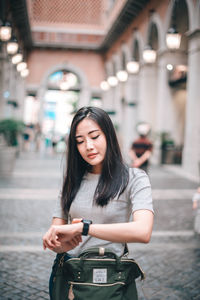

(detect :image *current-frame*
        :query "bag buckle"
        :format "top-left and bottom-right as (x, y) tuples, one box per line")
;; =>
(99, 247), (105, 256)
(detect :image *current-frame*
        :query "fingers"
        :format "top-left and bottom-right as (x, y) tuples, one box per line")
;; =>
(70, 235), (82, 246)
(62, 235), (82, 251)
(42, 224), (83, 252)
(42, 226), (61, 250)
(43, 237), (60, 251)
(42, 224), (80, 250)
(72, 218), (83, 224)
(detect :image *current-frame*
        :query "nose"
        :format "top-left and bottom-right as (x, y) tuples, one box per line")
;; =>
(85, 138), (94, 150)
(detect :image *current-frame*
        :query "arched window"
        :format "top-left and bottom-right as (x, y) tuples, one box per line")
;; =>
(42, 70), (80, 136)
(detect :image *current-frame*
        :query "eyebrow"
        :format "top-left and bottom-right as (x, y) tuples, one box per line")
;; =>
(75, 129), (100, 138)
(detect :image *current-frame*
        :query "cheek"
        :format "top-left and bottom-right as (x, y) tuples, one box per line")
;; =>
(77, 145), (84, 156)
(99, 138), (107, 154)
(78, 145), (89, 160)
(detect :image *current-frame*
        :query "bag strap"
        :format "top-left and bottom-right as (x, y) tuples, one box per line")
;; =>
(79, 244), (129, 259)
(123, 243), (129, 256)
(79, 247), (118, 259)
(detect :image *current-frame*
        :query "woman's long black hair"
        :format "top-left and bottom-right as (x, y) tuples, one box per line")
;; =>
(61, 106), (129, 213)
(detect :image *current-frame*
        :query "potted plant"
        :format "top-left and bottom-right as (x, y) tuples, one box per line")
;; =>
(0, 118), (24, 178)
(160, 132), (175, 164)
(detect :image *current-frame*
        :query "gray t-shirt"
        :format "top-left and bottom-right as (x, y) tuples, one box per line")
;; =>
(53, 168), (153, 257)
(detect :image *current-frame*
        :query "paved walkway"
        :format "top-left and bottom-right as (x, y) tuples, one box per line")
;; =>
(0, 151), (200, 300)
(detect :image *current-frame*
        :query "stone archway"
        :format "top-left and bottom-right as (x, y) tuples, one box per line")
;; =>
(37, 62), (90, 111)
(36, 62), (90, 140)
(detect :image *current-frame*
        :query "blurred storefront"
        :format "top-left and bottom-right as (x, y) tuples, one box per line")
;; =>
(0, 0), (200, 180)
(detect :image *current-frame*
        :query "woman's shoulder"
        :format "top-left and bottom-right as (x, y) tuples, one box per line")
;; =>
(127, 167), (151, 187)
(128, 167), (148, 178)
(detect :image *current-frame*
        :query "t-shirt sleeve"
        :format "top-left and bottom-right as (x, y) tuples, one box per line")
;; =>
(129, 168), (154, 213)
(192, 192), (200, 202)
(52, 191), (68, 221)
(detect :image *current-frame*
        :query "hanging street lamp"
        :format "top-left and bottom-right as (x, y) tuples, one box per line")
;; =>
(100, 80), (110, 91)
(21, 69), (29, 77)
(6, 38), (19, 55)
(0, 22), (12, 41)
(126, 60), (140, 74)
(166, 27), (181, 49)
(116, 70), (128, 82)
(143, 45), (156, 63)
(166, 0), (181, 50)
(107, 75), (118, 87)
(16, 62), (27, 72)
(12, 52), (23, 64)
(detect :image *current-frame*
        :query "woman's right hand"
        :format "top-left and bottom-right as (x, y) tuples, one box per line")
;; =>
(43, 223), (83, 251)
(50, 236), (82, 253)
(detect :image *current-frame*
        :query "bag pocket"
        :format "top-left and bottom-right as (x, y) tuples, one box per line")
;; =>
(68, 281), (126, 300)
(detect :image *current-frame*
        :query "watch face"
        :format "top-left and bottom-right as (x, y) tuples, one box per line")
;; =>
(82, 219), (92, 224)
(84, 220), (92, 225)
(81, 219), (92, 236)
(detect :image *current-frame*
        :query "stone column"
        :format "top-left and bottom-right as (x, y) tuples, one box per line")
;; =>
(0, 54), (4, 119)
(3, 58), (11, 118)
(137, 64), (158, 166)
(0, 47), (8, 119)
(138, 64), (157, 128)
(153, 51), (187, 164)
(183, 30), (200, 179)
(15, 74), (26, 120)
(113, 84), (123, 148)
(121, 74), (138, 162)
(8, 61), (18, 119)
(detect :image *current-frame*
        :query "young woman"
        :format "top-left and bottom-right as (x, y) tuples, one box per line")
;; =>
(43, 106), (154, 296)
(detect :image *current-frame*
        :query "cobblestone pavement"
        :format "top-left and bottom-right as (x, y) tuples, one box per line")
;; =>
(0, 151), (200, 300)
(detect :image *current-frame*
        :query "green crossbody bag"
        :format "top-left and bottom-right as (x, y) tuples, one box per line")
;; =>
(51, 247), (145, 300)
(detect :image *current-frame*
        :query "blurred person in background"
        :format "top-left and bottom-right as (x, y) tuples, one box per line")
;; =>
(129, 123), (153, 173)
(192, 187), (200, 234)
(23, 124), (34, 151)
(34, 123), (42, 152)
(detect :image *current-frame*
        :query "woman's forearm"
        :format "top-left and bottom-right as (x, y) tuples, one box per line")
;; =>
(52, 217), (67, 225)
(89, 222), (150, 243)
(88, 211), (153, 243)
(57, 210), (153, 244)
(46, 210), (153, 247)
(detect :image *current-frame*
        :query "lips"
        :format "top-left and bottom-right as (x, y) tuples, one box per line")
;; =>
(87, 153), (98, 159)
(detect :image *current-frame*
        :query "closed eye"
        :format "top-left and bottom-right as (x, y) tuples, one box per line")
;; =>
(76, 134), (100, 144)
(92, 135), (99, 140)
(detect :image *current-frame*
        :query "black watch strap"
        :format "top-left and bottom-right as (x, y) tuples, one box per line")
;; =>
(81, 219), (92, 236)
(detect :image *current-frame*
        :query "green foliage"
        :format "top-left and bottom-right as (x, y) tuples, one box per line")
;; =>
(160, 132), (174, 149)
(0, 119), (24, 147)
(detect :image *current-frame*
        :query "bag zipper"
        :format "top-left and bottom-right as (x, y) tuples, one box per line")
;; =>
(68, 282), (125, 300)
(69, 281), (126, 287)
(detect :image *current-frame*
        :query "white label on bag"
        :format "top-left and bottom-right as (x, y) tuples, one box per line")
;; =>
(93, 269), (107, 283)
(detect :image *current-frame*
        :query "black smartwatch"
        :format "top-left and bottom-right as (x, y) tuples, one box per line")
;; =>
(81, 219), (92, 236)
